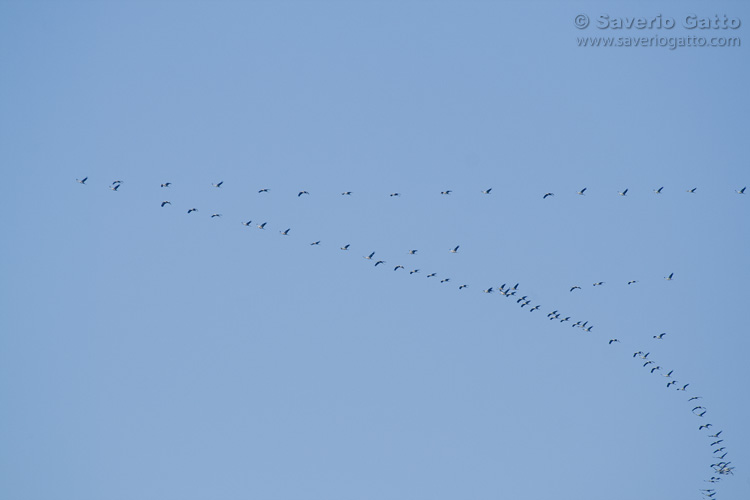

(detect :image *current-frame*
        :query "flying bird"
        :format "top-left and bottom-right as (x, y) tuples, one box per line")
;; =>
(280, 228), (290, 235)
(311, 241), (321, 245)
(426, 273), (436, 277)
(394, 265), (404, 271)
(618, 188), (628, 196)
(483, 288), (493, 293)
(450, 246), (459, 253)
(482, 188), (492, 194)
(257, 222), (267, 229)
(577, 187), (587, 195)
(409, 269), (420, 274)
(408, 249), (418, 255)
(459, 284), (468, 289)
(737, 186), (746, 194)
(109, 184), (120, 191)
(650, 366), (661, 373)
(627, 280), (638, 285)
(687, 187), (697, 193)
(341, 191), (352, 195)
(212, 181), (223, 188)
(708, 431), (722, 438)
(677, 383), (689, 391)
(570, 286), (581, 292)
(654, 186), (664, 194)
(340, 244), (350, 250)
(76, 177), (88, 184)
(663, 370), (674, 378)
(242, 221), (252, 226)
(688, 396), (702, 401)
(161, 182), (171, 187)
(389, 193), (400, 197)
(440, 190), (452, 195)
(665, 273), (674, 281)
(710, 440), (724, 447)
(364, 252), (375, 260)
(161, 201), (171, 207)
(609, 339), (620, 344)
(298, 191), (309, 197)
(258, 188), (269, 193)
(529, 305), (540, 312)
(187, 208), (198, 213)
(653, 333), (666, 339)
(440, 278), (450, 283)
(112, 180), (122, 185)
(593, 282), (604, 286)
(211, 213), (222, 218)
(543, 192), (554, 199)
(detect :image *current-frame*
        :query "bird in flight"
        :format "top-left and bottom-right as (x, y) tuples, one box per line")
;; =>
(667, 380), (677, 388)
(609, 339), (620, 344)
(483, 288), (493, 293)
(76, 177), (88, 184)
(459, 284), (468, 289)
(341, 191), (352, 195)
(340, 244), (350, 250)
(364, 252), (375, 260)
(654, 186), (664, 194)
(570, 286), (581, 292)
(543, 192), (554, 199)
(618, 188), (628, 196)
(650, 366), (661, 373)
(257, 222), (267, 229)
(161, 201), (171, 207)
(280, 228), (290, 235)
(665, 273), (674, 281)
(394, 265), (404, 271)
(211, 213), (222, 218)
(298, 191), (309, 197)
(593, 282), (604, 286)
(311, 241), (321, 246)
(450, 245), (459, 253)
(663, 370), (674, 378)
(482, 188), (492, 194)
(688, 396), (702, 401)
(212, 181), (223, 188)
(440, 278), (450, 283)
(187, 208), (198, 214)
(109, 184), (120, 191)
(408, 249), (418, 255)
(426, 273), (436, 277)
(112, 180), (122, 185)
(440, 190), (452, 195)
(653, 333), (666, 339)
(627, 280), (638, 285)
(577, 187), (587, 195)
(708, 430), (722, 438)
(409, 269), (420, 274)
(258, 188), (269, 193)
(737, 186), (746, 194)
(373, 260), (385, 266)
(687, 187), (697, 193)
(677, 383), (689, 391)
(390, 193), (400, 197)
(529, 305), (540, 312)
(242, 221), (252, 226)
(161, 182), (171, 188)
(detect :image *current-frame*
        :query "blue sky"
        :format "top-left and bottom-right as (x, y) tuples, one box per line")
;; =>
(1, 1), (748, 499)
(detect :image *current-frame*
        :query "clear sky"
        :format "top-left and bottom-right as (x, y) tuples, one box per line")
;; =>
(1, 1), (748, 499)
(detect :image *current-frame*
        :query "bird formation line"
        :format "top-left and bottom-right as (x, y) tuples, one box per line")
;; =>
(75, 176), (738, 496)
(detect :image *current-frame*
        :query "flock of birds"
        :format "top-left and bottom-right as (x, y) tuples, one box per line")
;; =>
(76, 177), (739, 496)
(75, 178), (748, 198)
